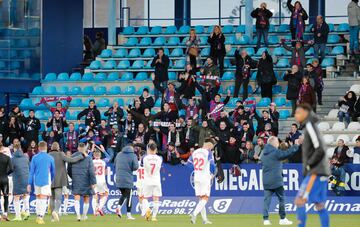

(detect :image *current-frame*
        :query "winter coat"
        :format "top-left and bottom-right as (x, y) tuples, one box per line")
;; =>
(298, 83), (316, 107)
(192, 125), (215, 147)
(348, 1), (360, 26)
(77, 106), (101, 126)
(251, 8), (273, 29)
(11, 150), (29, 195)
(104, 107), (124, 126)
(114, 146), (139, 189)
(68, 153), (96, 195)
(283, 71), (303, 100)
(262, 144), (299, 189)
(287, 0), (308, 32)
(49, 150), (84, 188)
(283, 42), (311, 69)
(256, 52), (276, 85)
(139, 96), (155, 112)
(207, 33), (226, 57)
(234, 51), (258, 80)
(331, 146), (351, 167)
(312, 21), (330, 44)
(151, 55), (170, 82)
(22, 116), (41, 143)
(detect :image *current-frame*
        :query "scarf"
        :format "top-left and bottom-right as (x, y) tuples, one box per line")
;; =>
(165, 89), (177, 111)
(66, 130), (78, 152)
(292, 9), (304, 39)
(36, 96), (69, 106)
(210, 101), (224, 120)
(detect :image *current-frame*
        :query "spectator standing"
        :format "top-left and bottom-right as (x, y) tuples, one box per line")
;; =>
(114, 146), (139, 220)
(6, 116), (21, 145)
(348, 0), (360, 54)
(298, 77), (316, 110)
(77, 99), (101, 127)
(22, 109), (41, 146)
(269, 103), (280, 136)
(312, 15), (329, 62)
(306, 63), (324, 106)
(83, 35), (94, 61)
(92, 32), (106, 57)
(26, 140), (38, 161)
(151, 48), (170, 100)
(64, 122), (79, 154)
(185, 29), (201, 71)
(41, 97), (72, 118)
(282, 40), (312, 73)
(353, 136), (360, 163)
(287, 0), (308, 42)
(0, 142), (13, 221)
(0, 108), (7, 143)
(284, 65), (303, 116)
(234, 49), (258, 100)
(251, 3), (273, 49)
(330, 139), (351, 195)
(338, 91), (357, 125)
(207, 25), (226, 77)
(256, 51), (277, 100)
(139, 88), (155, 112)
(104, 101), (124, 128)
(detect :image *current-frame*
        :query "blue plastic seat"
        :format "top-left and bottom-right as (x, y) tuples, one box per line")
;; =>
(273, 47), (285, 56)
(135, 72), (148, 81)
(113, 49), (127, 58)
(224, 59), (232, 68)
(164, 26), (177, 34)
(9, 61), (20, 69)
(268, 36), (279, 45)
(128, 48), (141, 58)
(256, 47), (269, 56)
(236, 25), (246, 33)
(222, 25), (234, 34)
(269, 24), (276, 32)
(194, 25), (205, 34)
(207, 26), (214, 33)
(167, 37), (180, 46)
(331, 46), (344, 55)
(131, 60), (145, 69)
(170, 48), (184, 57)
(120, 72), (133, 81)
(250, 72), (257, 80)
(35, 110), (45, 120)
(178, 25), (190, 34)
(245, 47), (255, 56)
(199, 36), (208, 45)
(44, 86), (57, 95)
(19, 50), (32, 58)
(99, 49), (112, 58)
(70, 98), (83, 107)
(279, 110), (290, 119)
(135, 26), (149, 35)
(278, 24), (289, 32)
(226, 48), (236, 57)
(113, 98), (125, 106)
(257, 97), (271, 107)
(138, 37), (152, 46)
(0, 61), (5, 70)
(137, 86), (151, 95)
(337, 23), (349, 32)
(143, 48), (155, 57)
(107, 72), (119, 81)
(102, 60), (116, 69)
(69, 86), (82, 95)
(123, 26), (135, 35)
(328, 23), (335, 32)
(97, 98), (110, 107)
(124, 37), (138, 46)
(19, 98), (33, 109)
(95, 86), (107, 95)
(108, 86), (121, 95)
(236, 35), (250, 45)
(16, 39), (29, 47)
(276, 58), (290, 68)
(117, 60), (130, 69)
(168, 72), (177, 80)
(122, 86), (136, 95)
(225, 36), (235, 45)
(89, 60), (102, 70)
(82, 72), (94, 81)
(200, 47), (210, 56)
(94, 72), (107, 81)
(44, 73), (57, 81)
(173, 59), (186, 69)
(19, 73), (30, 78)
(144, 60), (153, 69)
(227, 98), (240, 108)
(150, 26), (162, 35)
(272, 85), (282, 94)
(305, 48), (314, 56)
(222, 72), (235, 81)
(328, 35), (340, 44)
(82, 86), (95, 95)
(153, 37), (166, 46)
(57, 72), (69, 81)
(274, 97), (286, 106)
(154, 98), (162, 107)
(321, 58), (335, 67)
(58, 86), (69, 95)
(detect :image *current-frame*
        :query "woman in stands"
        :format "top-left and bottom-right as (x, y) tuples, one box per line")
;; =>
(256, 50), (277, 101)
(338, 91), (357, 125)
(287, 0), (308, 42)
(283, 65), (303, 117)
(207, 25), (225, 77)
(185, 29), (201, 72)
(26, 140), (38, 161)
(297, 76), (316, 111)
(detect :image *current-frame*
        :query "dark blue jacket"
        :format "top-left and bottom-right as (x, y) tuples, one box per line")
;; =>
(262, 144), (299, 189)
(12, 150), (29, 195)
(114, 146), (139, 189)
(68, 153), (96, 195)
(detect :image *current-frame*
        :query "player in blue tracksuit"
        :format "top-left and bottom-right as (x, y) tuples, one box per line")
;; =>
(294, 104), (330, 227)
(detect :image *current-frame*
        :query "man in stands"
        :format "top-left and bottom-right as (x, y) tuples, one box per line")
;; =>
(22, 109), (41, 146)
(41, 96), (72, 118)
(285, 123), (302, 145)
(312, 15), (329, 62)
(330, 139), (351, 195)
(151, 48), (170, 100)
(104, 101), (124, 128)
(77, 99), (101, 127)
(139, 88), (155, 112)
(353, 136), (360, 163)
(348, 0), (360, 55)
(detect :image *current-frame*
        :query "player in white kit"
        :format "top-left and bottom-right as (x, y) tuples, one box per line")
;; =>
(141, 143), (163, 222)
(92, 150), (109, 216)
(188, 138), (216, 225)
(136, 153), (145, 214)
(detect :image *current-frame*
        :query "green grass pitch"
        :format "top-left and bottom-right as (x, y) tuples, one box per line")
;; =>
(4, 214), (360, 227)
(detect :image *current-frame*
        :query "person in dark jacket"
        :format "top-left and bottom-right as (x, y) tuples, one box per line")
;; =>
(104, 101), (124, 128)
(22, 109), (41, 146)
(269, 103), (280, 136)
(11, 142), (30, 221)
(49, 142), (85, 220)
(68, 143), (96, 221)
(92, 32), (106, 57)
(0, 142), (13, 221)
(152, 78), (182, 112)
(298, 76), (316, 110)
(6, 116), (21, 146)
(207, 25), (226, 77)
(285, 123), (302, 144)
(77, 99), (101, 126)
(234, 49), (258, 100)
(294, 103), (330, 227)
(287, 0), (309, 42)
(139, 88), (155, 112)
(114, 145), (139, 219)
(305, 62), (324, 106)
(283, 65), (303, 116)
(177, 67), (197, 101)
(256, 51), (277, 100)
(151, 48), (170, 100)
(261, 136), (299, 225)
(251, 2), (273, 49)
(0, 108), (7, 144)
(282, 40), (312, 72)
(338, 91), (357, 125)
(312, 15), (330, 62)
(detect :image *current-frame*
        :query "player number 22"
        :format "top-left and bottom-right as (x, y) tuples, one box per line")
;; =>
(193, 158), (204, 171)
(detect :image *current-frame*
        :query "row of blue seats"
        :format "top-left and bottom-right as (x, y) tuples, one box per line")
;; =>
(0, 39), (40, 48)
(89, 56), (335, 70)
(0, 61), (22, 69)
(0, 28), (40, 37)
(100, 46), (344, 59)
(0, 50), (35, 59)
(122, 34), (342, 46)
(0, 72), (39, 79)
(120, 23), (350, 36)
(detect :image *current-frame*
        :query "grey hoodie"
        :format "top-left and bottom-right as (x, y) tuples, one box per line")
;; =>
(348, 1), (360, 26)
(301, 112), (330, 176)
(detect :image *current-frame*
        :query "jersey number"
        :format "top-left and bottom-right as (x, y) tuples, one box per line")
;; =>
(138, 168), (145, 179)
(193, 158), (205, 171)
(95, 165), (104, 175)
(150, 163), (156, 175)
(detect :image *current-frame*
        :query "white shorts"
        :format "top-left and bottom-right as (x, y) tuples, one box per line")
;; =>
(62, 186), (70, 195)
(8, 176), (13, 194)
(143, 184), (162, 198)
(194, 180), (211, 197)
(137, 185), (144, 198)
(94, 183), (109, 195)
(34, 185), (52, 196)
